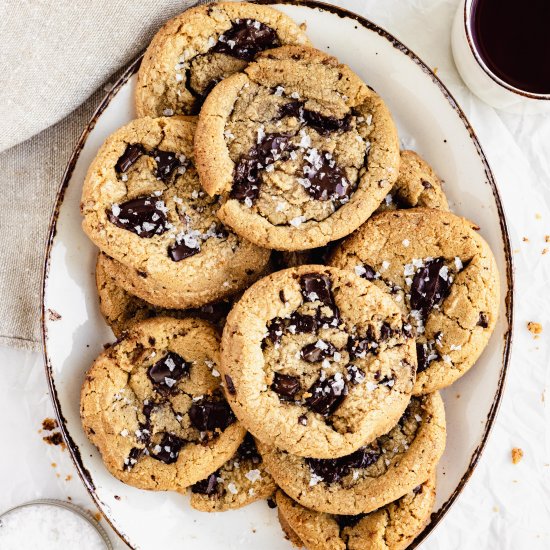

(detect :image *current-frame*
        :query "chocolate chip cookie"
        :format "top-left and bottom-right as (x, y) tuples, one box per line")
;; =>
(96, 252), (233, 336)
(81, 116), (270, 310)
(195, 45), (400, 250)
(135, 2), (310, 117)
(330, 209), (500, 394)
(276, 472), (436, 550)
(220, 265), (416, 459)
(377, 150), (449, 212)
(257, 392), (445, 515)
(190, 433), (276, 512)
(80, 316), (246, 491)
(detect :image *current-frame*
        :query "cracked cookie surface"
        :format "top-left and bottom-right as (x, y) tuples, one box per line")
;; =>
(81, 116), (270, 309)
(195, 45), (400, 250)
(219, 265), (416, 459)
(80, 316), (246, 491)
(258, 392), (445, 515)
(330, 209), (500, 394)
(190, 433), (276, 512)
(135, 2), (309, 118)
(276, 472), (436, 550)
(96, 252), (233, 337)
(376, 150), (449, 213)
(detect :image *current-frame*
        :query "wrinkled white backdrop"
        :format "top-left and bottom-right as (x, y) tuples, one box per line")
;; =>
(1, 1), (549, 548)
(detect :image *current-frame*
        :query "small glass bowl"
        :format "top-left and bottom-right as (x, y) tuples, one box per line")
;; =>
(0, 499), (112, 549)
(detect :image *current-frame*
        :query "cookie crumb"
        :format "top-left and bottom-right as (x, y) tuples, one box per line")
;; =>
(511, 448), (523, 464)
(47, 308), (62, 321)
(536, 213), (542, 220)
(545, 235), (550, 242)
(42, 432), (66, 449)
(522, 236), (529, 242)
(543, 248), (548, 255)
(527, 321), (542, 337)
(42, 418), (58, 431)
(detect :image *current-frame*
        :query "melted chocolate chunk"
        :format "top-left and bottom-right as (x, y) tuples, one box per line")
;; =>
(298, 414), (308, 426)
(413, 484), (423, 494)
(189, 397), (236, 432)
(191, 472), (219, 495)
(359, 263), (377, 280)
(278, 101), (352, 135)
(153, 150), (181, 182)
(305, 374), (347, 416)
(123, 447), (142, 471)
(147, 351), (190, 390)
(409, 258), (452, 320)
(116, 144), (143, 173)
(346, 364), (365, 384)
(306, 445), (380, 484)
(224, 374), (237, 395)
(300, 341), (337, 363)
(336, 514), (367, 529)
(211, 19), (280, 61)
(303, 152), (351, 203)
(300, 273), (335, 306)
(416, 342), (437, 373)
(232, 133), (291, 203)
(267, 497), (277, 509)
(288, 312), (317, 334)
(237, 433), (262, 464)
(478, 312), (489, 328)
(421, 180), (433, 189)
(107, 196), (168, 238)
(380, 322), (395, 341)
(151, 433), (185, 464)
(168, 241), (200, 262)
(265, 317), (286, 346)
(271, 373), (301, 400)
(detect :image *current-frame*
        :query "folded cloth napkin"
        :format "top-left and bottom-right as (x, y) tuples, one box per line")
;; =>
(0, 0), (206, 350)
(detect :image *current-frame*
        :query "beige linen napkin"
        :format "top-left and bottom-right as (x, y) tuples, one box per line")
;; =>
(0, 1), (205, 350)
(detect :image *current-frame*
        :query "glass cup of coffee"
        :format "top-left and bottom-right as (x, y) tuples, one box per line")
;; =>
(452, 0), (550, 114)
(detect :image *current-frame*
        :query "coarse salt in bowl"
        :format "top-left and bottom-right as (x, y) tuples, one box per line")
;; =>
(0, 500), (111, 550)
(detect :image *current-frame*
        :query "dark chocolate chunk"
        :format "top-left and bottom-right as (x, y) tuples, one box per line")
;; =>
(288, 312), (317, 334)
(191, 472), (219, 495)
(168, 240), (200, 262)
(379, 322), (394, 341)
(265, 317), (285, 346)
(153, 150), (181, 182)
(267, 497), (277, 509)
(189, 397), (236, 432)
(115, 144), (143, 173)
(298, 414), (308, 426)
(123, 447), (142, 470)
(421, 180), (433, 189)
(409, 257), (452, 321)
(278, 101), (352, 135)
(346, 364), (365, 384)
(107, 196), (168, 238)
(359, 263), (377, 280)
(336, 514), (367, 529)
(232, 133), (291, 203)
(477, 312), (489, 328)
(211, 19), (280, 61)
(150, 433), (185, 464)
(305, 375), (347, 416)
(300, 340), (337, 363)
(413, 485), (423, 494)
(237, 433), (262, 464)
(306, 445), (380, 484)
(147, 351), (189, 390)
(416, 342), (437, 373)
(271, 373), (301, 400)
(224, 374), (237, 395)
(303, 151), (351, 203)
(300, 273), (335, 306)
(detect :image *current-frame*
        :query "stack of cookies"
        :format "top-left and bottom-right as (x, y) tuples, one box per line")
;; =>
(79, 3), (500, 548)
